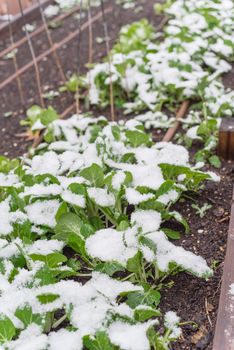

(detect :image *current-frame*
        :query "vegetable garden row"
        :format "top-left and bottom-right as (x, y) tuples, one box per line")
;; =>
(0, 0), (233, 349)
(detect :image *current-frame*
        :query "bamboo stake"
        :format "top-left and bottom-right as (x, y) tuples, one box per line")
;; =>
(36, 0), (67, 84)
(87, 0), (93, 66)
(75, 0), (83, 115)
(85, 0), (93, 109)
(18, 0), (45, 107)
(61, 102), (76, 118)
(100, 0), (115, 121)
(0, 7), (112, 90)
(6, 0), (25, 108)
(0, 4), (80, 60)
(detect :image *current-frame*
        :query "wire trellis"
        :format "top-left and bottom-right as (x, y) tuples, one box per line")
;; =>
(0, 0), (171, 124)
(36, 0), (67, 84)
(100, 0), (115, 121)
(6, 0), (25, 108)
(0, 4), (112, 92)
(75, 0), (83, 114)
(18, 0), (45, 107)
(0, 0), (189, 148)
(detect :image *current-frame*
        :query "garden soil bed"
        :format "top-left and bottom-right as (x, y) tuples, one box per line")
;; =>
(160, 162), (234, 350)
(0, 1), (234, 349)
(0, 0), (164, 157)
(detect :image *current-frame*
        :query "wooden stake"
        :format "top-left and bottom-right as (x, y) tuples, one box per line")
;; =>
(0, 0), (31, 15)
(163, 100), (190, 142)
(218, 118), (234, 160)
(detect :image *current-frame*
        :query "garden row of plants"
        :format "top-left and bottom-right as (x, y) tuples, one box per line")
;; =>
(0, 112), (217, 349)
(82, 0), (234, 167)
(0, 0), (233, 349)
(44, 0), (135, 18)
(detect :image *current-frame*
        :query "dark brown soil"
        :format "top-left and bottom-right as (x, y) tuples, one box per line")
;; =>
(0, 2), (234, 350)
(160, 161), (234, 350)
(0, 0), (164, 157)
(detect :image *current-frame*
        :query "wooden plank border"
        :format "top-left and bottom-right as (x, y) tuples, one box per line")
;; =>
(213, 187), (234, 350)
(0, 0), (50, 36)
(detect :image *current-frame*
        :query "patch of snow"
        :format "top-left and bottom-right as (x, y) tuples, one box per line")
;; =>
(25, 200), (60, 228)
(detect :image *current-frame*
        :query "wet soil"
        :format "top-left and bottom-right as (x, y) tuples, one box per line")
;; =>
(0, 0), (164, 157)
(160, 161), (234, 350)
(0, 1), (234, 349)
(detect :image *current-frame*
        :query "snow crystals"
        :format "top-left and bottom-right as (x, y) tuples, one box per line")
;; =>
(146, 231), (212, 278)
(131, 210), (161, 233)
(0, 198), (26, 236)
(0, 0), (228, 348)
(87, 187), (115, 207)
(86, 210), (211, 278)
(25, 200), (60, 228)
(164, 311), (182, 339)
(108, 320), (156, 350)
(86, 228), (138, 265)
(87, 0), (234, 118)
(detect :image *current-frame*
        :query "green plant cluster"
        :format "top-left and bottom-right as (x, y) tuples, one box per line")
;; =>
(0, 114), (215, 349)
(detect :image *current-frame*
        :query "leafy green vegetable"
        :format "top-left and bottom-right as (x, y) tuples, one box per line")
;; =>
(0, 316), (16, 344)
(80, 164), (104, 187)
(54, 213), (83, 240)
(209, 155), (221, 168)
(83, 331), (115, 350)
(126, 284), (161, 308)
(0, 156), (19, 174)
(95, 262), (125, 276)
(30, 253), (67, 268)
(134, 307), (161, 322)
(15, 306), (42, 328)
(126, 130), (150, 147)
(37, 294), (59, 304)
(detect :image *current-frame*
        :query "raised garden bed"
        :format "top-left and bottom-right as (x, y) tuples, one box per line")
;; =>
(0, 1), (234, 349)
(213, 187), (234, 350)
(0, 0), (37, 16)
(0, 0), (50, 33)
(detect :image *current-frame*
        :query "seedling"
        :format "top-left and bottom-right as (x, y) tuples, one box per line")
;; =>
(191, 203), (212, 218)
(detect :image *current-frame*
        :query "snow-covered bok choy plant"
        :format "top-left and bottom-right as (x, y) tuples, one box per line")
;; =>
(87, 0), (234, 113)
(44, 0), (134, 19)
(24, 0), (234, 167)
(84, 0), (234, 165)
(0, 113), (217, 349)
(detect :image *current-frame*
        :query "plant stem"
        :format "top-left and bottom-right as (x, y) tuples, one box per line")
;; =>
(99, 207), (117, 226)
(52, 314), (67, 329)
(121, 273), (135, 282)
(43, 312), (54, 333)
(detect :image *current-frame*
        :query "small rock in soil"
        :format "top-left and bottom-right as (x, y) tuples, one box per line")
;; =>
(191, 325), (207, 345)
(213, 206), (224, 217)
(195, 331), (212, 349)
